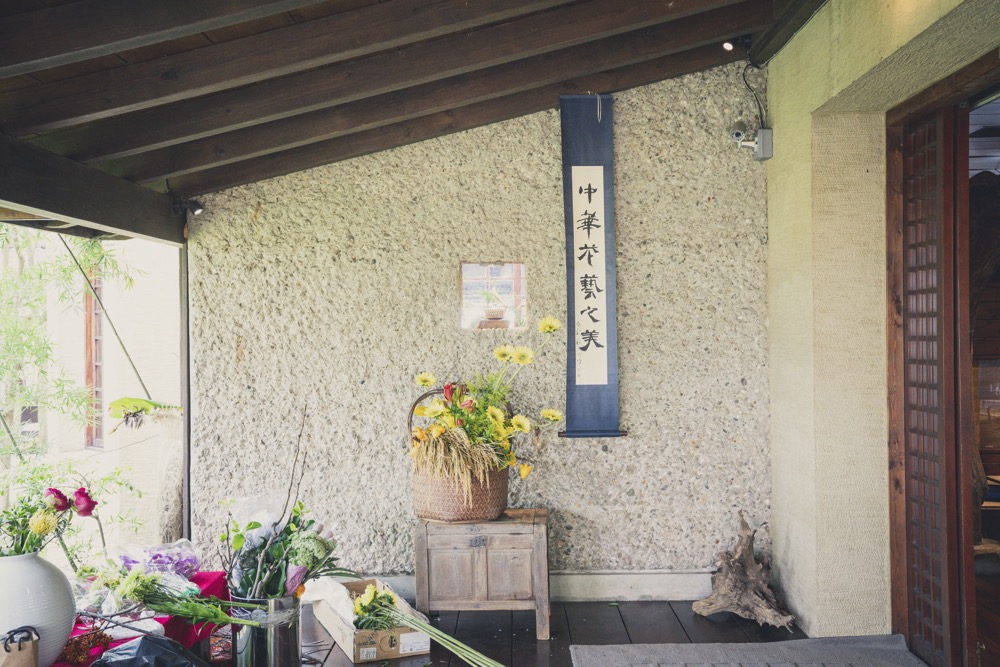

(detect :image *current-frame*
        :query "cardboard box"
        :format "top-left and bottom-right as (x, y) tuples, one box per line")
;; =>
(311, 578), (431, 663)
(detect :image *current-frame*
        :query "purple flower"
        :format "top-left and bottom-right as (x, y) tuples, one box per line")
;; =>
(44, 488), (71, 512)
(73, 488), (98, 517)
(120, 554), (140, 571)
(285, 565), (308, 595)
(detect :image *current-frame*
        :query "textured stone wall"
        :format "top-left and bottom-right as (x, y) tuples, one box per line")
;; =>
(187, 62), (769, 577)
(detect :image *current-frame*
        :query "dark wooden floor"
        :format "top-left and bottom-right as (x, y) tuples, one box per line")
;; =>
(305, 601), (808, 667)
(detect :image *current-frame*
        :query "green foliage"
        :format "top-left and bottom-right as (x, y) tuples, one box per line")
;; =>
(222, 499), (357, 599)
(0, 224), (142, 567)
(108, 397), (181, 420)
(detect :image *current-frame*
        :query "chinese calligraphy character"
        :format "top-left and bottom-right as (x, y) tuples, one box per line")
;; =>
(577, 210), (601, 238)
(579, 330), (604, 352)
(580, 306), (600, 323)
(577, 244), (599, 266)
(579, 183), (598, 203)
(579, 275), (603, 300)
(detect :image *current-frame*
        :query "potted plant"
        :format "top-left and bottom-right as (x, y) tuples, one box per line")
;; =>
(481, 289), (507, 320)
(409, 317), (563, 522)
(0, 487), (97, 667)
(219, 417), (357, 667)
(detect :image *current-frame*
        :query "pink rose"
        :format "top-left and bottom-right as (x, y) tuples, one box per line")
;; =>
(443, 383), (454, 402)
(73, 488), (98, 517)
(44, 488), (71, 512)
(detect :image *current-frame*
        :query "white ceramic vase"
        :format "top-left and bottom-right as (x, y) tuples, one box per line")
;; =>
(0, 552), (76, 667)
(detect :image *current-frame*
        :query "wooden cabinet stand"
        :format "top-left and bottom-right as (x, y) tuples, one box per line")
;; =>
(415, 508), (550, 640)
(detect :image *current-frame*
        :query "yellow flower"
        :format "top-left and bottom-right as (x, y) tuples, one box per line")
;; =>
(494, 345), (515, 362)
(511, 346), (535, 366)
(424, 400), (446, 418)
(414, 405), (429, 417)
(428, 424), (446, 439)
(354, 597), (364, 615)
(440, 414), (456, 429)
(361, 584), (377, 606)
(519, 463), (533, 479)
(412, 427), (427, 442)
(487, 406), (505, 423)
(28, 511), (57, 536)
(541, 408), (563, 423)
(537, 317), (561, 334)
(511, 415), (531, 433)
(414, 372), (436, 388)
(506, 451), (517, 467)
(499, 439), (511, 451)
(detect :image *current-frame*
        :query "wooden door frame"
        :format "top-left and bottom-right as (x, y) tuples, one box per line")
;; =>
(887, 49), (1000, 666)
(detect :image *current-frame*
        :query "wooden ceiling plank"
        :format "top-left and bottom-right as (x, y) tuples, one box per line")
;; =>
(0, 0), (328, 78)
(1, 0), (581, 134)
(748, 0), (826, 65)
(166, 45), (742, 196)
(0, 218), (111, 239)
(104, 1), (771, 183)
(29, 0), (744, 160)
(0, 133), (184, 245)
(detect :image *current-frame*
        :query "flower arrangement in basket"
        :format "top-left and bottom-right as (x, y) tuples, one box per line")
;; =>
(408, 317), (563, 521)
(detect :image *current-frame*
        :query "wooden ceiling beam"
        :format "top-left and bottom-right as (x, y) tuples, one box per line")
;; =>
(28, 0), (745, 161)
(0, 218), (115, 240)
(0, 134), (184, 245)
(0, 0), (579, 134)
(166, 45), (742, 197)
(103, 1), (771, 183)
(0, 0), (327, 78)
(748, 0), (826, 65)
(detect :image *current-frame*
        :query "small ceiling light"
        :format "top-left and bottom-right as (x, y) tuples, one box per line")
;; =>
(724, 35), (752, 53)
(172, 197), (205, 216)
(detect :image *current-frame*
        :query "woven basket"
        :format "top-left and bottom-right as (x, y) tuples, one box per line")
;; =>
(483, 306), (507, 320)
(412, 466), (509, 522)
(408, 388), (509, 522)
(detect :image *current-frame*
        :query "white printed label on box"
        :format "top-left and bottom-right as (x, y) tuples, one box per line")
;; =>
(359, 647), (377, 661)
(399, 632), (431, 655)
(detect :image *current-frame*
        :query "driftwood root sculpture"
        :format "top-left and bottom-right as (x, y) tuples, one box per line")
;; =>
(693, 511), (795, 631)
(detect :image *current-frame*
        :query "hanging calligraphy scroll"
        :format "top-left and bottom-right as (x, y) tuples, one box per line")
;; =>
(559, 94), (624, 438)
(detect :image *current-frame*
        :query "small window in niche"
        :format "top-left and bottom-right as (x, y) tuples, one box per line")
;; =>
(460, 262), (527, 330)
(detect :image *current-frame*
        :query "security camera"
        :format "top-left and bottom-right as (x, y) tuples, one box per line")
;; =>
(729, 120), (748, 143)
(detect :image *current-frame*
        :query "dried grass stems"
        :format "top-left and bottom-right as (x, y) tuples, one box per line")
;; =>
(411, 428), (499, 505)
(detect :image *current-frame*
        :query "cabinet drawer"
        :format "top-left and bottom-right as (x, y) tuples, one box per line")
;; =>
(427, 534), (534, 550)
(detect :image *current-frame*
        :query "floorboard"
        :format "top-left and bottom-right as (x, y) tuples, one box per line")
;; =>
(733, 613), (808, 643)
(450, 610), (513, 666)
(669, 600), (750, 643)
(616, 601), (690, 643)
(307, 600), (809, 666)
(510, 603), (573, 667)
(423, 611), (459, 666)
(565, 601), (630, 645)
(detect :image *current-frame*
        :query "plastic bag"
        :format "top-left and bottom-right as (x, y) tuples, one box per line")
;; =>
(121, 539), (201, 579)
(92, 636), (210, 667)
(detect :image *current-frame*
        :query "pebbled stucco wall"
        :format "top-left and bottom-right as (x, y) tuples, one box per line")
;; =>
(187, 62), (769, 578)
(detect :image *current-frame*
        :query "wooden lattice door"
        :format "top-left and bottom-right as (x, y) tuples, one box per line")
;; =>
(890, 106), (972, 667)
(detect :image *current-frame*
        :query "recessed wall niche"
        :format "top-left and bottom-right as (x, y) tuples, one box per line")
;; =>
(459, 262), (527, 331)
